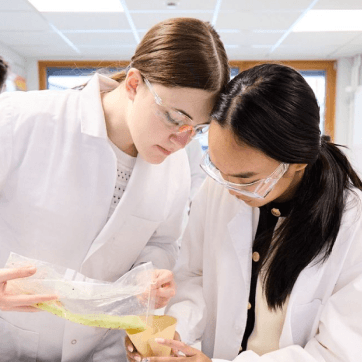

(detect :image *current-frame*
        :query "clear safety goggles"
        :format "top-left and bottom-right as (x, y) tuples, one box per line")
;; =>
(200, 151), (289, 199)
(144, 78), (210, 139)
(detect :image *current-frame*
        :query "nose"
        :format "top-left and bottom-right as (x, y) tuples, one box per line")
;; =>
(169, 130), (193, 149)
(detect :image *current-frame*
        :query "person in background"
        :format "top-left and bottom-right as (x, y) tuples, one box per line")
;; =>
(126, 63), (362, 362)
(0, 17), (230, 362)
(0, 57), (9, 92)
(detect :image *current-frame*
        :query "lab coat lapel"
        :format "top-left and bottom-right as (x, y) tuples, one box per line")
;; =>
(212, 205), (258, 358)
(227, 205), (258, 297)
(81, 156), (165, 279)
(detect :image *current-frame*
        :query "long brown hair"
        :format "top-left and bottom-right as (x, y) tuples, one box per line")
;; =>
(111, 18), (230, 92)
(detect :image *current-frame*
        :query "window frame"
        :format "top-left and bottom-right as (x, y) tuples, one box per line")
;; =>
(39, 60), (336, 139)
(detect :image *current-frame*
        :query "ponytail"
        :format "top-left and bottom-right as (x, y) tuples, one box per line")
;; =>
(259, 138), (362, 309)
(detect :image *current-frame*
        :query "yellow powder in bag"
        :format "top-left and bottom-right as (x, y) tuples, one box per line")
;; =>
(36, 301), (147, 332)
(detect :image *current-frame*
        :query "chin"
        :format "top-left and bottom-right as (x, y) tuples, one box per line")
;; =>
(142, 152), (167, 165)
(237, 197), (263, 207)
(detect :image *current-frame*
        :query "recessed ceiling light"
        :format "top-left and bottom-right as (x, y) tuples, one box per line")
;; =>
(165, 1), (179, 9)
(293, 10), (362, 32)
(27, 0), (124, 12)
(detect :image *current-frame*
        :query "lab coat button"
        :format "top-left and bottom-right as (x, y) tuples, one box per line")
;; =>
(271, 208), (281, 217)
(252, 251), (260, 262)
(71, 339), (77, 345)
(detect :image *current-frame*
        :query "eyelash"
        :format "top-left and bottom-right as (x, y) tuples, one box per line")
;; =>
(234, 178), (260, 185)
(164, 111), (182, 126)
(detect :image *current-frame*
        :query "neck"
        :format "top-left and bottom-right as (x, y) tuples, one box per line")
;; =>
(101, 84), (138, 157)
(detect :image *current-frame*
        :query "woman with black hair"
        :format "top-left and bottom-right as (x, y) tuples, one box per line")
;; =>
(131, 64), (362, 362)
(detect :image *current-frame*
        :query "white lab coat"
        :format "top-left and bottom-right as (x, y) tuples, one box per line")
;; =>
(166, 178), (362, 362)
(185, 139), (207, 201)
(0, 74), (190, 362)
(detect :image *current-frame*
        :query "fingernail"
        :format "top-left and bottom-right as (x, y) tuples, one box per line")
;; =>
(141, 359), (150, 362)
(24, 266), (36, 270)
(135, 356), (141, 362)
(155, 338), (165, 343)
(127, 345), (133, 352)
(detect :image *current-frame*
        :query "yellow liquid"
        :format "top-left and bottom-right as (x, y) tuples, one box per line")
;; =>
(36, 302), (147, 332)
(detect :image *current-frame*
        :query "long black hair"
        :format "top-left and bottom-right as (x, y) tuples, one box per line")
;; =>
(212, 63), (362, 309)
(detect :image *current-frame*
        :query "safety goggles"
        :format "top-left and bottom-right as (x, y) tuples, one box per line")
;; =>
(200, 151), (289, 199)
(144, 78), (210, 139)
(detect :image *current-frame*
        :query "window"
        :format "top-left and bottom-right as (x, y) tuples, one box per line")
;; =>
(39, 61), (128, 90)
(39, 60), (336, 139)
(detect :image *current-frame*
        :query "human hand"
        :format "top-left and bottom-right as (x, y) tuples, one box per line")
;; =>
(150, 269), (176, 309)
(0, 266), (58, 312)
(141, 338), (211, 362)
(125, 331), (181, 362)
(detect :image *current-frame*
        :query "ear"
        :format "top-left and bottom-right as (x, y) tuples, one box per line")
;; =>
(125, 68), (143, 101)
(284, 163), (308, 178)
(294, 163), (308, 172)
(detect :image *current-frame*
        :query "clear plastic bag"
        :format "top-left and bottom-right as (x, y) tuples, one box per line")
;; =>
(4, 252), (155, 332)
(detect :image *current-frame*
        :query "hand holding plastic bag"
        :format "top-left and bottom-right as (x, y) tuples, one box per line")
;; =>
(0, 266), (58, 312)
(147, 269), (176, 309)
(4, 252), (156, 332)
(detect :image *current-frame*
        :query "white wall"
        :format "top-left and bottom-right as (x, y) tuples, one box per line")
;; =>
(335, 55), (362, 176)
(25, 58), (40, 91)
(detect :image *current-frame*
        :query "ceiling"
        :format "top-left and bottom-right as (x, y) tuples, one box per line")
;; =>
(0, 0), (362, 61)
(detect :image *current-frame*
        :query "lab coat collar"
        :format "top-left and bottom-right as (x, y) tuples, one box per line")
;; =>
(80, 73), (120, 139)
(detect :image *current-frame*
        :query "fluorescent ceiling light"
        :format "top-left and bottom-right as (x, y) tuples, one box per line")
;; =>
(294, 10), (362, 32)
(27, 0), (124, 12)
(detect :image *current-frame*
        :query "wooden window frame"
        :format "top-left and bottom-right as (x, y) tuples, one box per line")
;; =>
(38, 60), (129, 90)
(39, 60), (336, 139)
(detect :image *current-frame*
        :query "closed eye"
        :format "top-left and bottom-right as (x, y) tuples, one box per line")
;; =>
(234, 178), (261, 185)
(164, 111), (181, 125)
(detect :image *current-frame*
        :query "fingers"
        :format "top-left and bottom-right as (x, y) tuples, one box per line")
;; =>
(154, 338), (197, 357)
(151, 271), (176, 309)
(0, 294), (58, 311)
(5, 306), (41, 312)
(138, 270), (176, 308)
(0, 266), (36, 283)
(170, 331), (181, 355)
(151, 270), (174, 289)
(125, 335), (142, 362)
(154, 284), (176, 299)
(0, 275), (58, 312)
(4, 293), (58, 307)
(153, 296), (172, 309)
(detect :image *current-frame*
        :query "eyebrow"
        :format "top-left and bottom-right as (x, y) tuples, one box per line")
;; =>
(173, 107), (193, 121)
(228, 171), (258, 178)
(209, 154), (258, 178)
